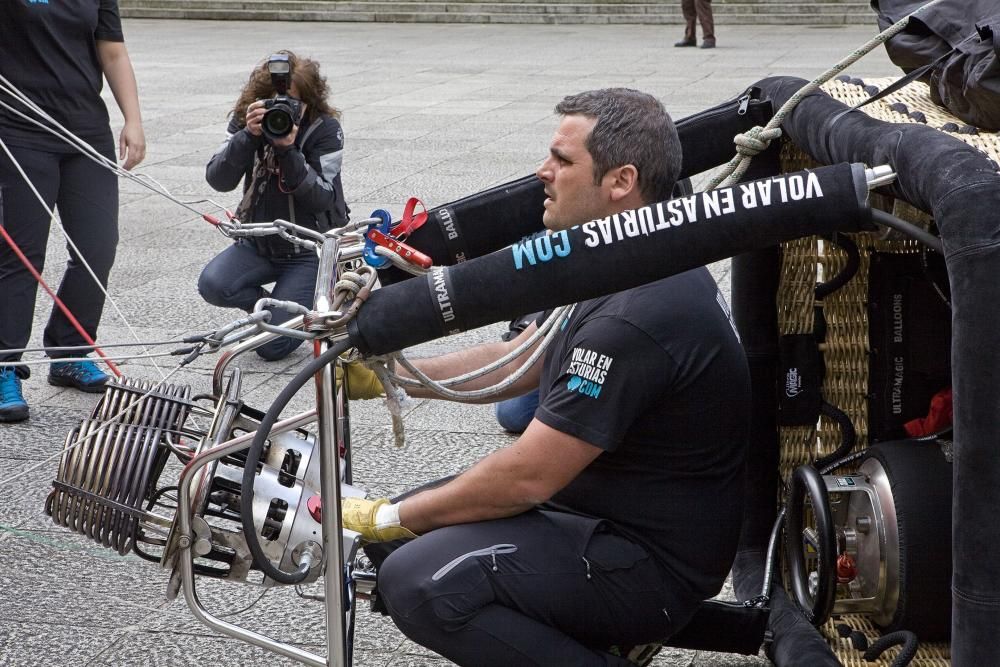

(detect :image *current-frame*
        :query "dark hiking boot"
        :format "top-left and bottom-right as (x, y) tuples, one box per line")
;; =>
(48, 360), (109, 393)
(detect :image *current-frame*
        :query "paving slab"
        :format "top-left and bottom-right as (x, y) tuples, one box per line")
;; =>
(0, 17), (899, 667)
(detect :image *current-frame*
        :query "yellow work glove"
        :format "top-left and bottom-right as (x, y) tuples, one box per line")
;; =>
(335, 361), (384, 400)
(341, 497), (417, 543)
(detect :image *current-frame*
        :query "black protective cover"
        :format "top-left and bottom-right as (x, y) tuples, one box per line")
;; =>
(871, 0), (992, 69)
(867, 251), (952, 442)
(777, 334), (825, 427)
(349, 163), (870, 355)
(866, 439), (953, 640)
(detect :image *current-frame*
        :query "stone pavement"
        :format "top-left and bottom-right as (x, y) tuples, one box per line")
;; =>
(0, 19), (898, 667)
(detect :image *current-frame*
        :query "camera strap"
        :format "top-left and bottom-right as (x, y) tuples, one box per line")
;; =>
(238, 120), (323, 255)
(235, 145), (274, 223)
(282, 118), (325, 253)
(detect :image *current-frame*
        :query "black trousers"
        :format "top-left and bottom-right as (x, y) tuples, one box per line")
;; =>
(366, 507), (697, 667)
(0, 135), (118, 378)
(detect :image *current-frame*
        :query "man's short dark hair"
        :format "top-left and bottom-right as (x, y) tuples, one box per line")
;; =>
(555, 88), (681, 204)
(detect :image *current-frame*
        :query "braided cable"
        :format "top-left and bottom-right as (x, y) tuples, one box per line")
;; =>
(706, 0), (944, 190)
(389, 306), (574, 401)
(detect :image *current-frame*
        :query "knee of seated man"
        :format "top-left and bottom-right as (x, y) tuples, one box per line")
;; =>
(379, 546), (492, 629)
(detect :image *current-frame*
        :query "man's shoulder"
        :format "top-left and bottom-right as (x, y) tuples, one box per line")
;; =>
(583, 267), (714, 321)
(574, 267), (736, 351)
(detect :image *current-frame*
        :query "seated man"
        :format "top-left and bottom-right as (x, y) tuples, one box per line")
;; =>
(344, 88), (751, 666)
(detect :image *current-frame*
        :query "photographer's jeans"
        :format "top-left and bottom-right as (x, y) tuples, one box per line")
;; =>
(495, 389), (540, 433)
(198, 239), (318, 360)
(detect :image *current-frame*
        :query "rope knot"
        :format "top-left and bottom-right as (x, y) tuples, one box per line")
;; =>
(333, 271), (366, 300)
(734, 126), (782, 157)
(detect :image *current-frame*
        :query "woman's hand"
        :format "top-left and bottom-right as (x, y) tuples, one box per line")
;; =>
(96, 40), (145, 170)
(270, 124), (299, 150)
(119, 119), (146, 170)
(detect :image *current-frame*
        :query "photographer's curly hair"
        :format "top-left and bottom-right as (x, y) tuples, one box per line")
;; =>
(231, 50), (341, 127)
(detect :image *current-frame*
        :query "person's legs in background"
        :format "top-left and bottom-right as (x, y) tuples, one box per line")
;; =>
(198, 242), (319, 361)
(675, 0), (697, 46)
(696, 0), (716, 48)
(255, 251), (319, 361)
(495, 389), (539, 433)
(198, 240), (277, 312)
(0, 143), (61, 421)
(43, 137), (120, 391)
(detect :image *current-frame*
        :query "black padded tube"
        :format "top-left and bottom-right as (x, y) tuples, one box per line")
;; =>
(350, 162), (871, 355)
(376, 89), (774, 284)
(730, 147), (783, 555)
(756, 75), (1000, 665)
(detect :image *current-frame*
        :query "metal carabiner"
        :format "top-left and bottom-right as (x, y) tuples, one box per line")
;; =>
(362, 209), (394, 269)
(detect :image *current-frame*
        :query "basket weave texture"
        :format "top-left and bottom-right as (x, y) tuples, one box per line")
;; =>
(776, 76), (999, 667)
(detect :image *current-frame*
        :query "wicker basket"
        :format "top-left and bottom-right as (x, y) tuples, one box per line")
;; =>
(776, 76), (999, 666)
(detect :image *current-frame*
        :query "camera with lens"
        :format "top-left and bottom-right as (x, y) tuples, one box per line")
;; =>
(261, 54), (304, 142)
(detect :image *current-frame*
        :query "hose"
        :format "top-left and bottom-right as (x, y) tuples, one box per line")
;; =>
(864, 630), (920, 667)
(812, 401), (858, 471)
(814, 233), (860, 299)
(872, 209), (944, 253)
(240, 339), (351, 584)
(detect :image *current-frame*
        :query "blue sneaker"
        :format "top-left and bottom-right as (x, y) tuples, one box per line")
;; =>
(0, 368), (29, 423)
(48, 359), (110, 393)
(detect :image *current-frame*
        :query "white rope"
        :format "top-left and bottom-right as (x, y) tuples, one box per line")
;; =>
(0, 351), (183, 367)
(390, 307), (572, 401)
(0, 136), (169, 375)
(0, 77), (228, 219)
(706, 0), (946, 190)
(388, 306), (571, 391)
(354, 306), (569, 407)
(368, 358), (417, 448)
(0, 339), (186, 355)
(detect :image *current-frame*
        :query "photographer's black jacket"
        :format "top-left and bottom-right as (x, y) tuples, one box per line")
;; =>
(206, 114), (348, 254)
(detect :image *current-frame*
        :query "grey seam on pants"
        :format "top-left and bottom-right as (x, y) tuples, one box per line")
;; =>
(432, 543), (519, 581)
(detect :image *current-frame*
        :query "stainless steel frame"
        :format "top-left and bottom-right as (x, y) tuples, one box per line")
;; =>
(173, 230), (359, 666)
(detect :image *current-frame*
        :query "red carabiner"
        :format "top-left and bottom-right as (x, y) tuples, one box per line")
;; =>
(366, 228), (433, 269)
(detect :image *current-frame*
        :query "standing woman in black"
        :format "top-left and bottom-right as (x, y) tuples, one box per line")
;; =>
(0, 0), (146, 423)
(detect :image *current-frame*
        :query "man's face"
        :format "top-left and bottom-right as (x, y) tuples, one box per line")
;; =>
(536, 114), (609, 231)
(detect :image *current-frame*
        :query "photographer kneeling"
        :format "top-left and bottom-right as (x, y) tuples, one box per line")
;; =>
(199, 51), (348, 360)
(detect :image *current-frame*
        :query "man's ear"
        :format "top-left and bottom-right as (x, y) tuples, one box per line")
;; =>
(605, 164), (639, 203)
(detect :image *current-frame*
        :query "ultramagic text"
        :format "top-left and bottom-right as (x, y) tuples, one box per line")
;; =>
(510, 172), (825, 270)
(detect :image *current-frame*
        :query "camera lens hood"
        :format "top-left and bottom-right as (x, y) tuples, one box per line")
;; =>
(262, 96), (300, 141)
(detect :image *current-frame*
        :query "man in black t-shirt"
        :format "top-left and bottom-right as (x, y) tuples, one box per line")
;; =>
(343, 88), (751, 667)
